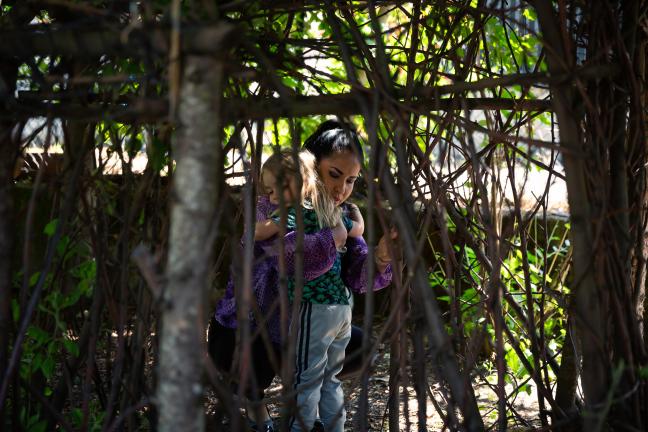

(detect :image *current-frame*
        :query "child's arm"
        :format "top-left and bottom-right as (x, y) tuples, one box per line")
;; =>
(346, 203), (364, 237)
(255, 219), (279, 241)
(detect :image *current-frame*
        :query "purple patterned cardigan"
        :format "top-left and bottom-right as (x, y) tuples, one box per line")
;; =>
(214, 195), (393, 345)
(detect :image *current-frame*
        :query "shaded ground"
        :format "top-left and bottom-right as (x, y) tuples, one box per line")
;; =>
(206, 322), (542, 431)
(339, 341), (541, 431)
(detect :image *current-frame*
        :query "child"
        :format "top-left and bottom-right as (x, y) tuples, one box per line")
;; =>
(255, 149), (363, 432)
(255, 149), (363, 242)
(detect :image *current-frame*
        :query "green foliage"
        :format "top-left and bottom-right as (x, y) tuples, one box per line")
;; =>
(70, 401), (106, 432)
(13, 218), (96, 428)
(19, 406), (47, 432)
(639, 366), (648, 379)
(148, 133), (171, 172)
(497, 225), (568, 382)
(430, 216), (570, 395)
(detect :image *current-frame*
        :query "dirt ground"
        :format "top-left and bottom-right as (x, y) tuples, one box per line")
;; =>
(206, 323), (542, 431)
(336, 340), (542, 431)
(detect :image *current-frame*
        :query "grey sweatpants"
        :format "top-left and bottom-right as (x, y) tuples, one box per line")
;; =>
(290, 302), (352, 432)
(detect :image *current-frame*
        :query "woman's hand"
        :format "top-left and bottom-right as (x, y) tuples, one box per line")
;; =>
(375, 227), (400, 272)
(332, 222), (348, 250)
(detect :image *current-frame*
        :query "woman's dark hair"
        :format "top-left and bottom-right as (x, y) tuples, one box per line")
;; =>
(302, 120), (364, 162)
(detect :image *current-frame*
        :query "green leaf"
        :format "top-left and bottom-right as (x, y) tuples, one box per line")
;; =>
(63, 338), (80, 357)
(56, 235), (70, 257)
(71, 408), (83, 425)
(29, 272), (41, 288)
(40, 356), (55, 379)
(148, 136), (169, 173)
(639, 366), (648, 379)
(31, 419), (47, 432)
(72, 259), (97, 281)
(43, 218), (58, 237)
(522, 9), (536, 21)
(11, 299), (19, 322)
(27, 326), (50, 345)
(281, 75), (299, 89)
(31, 353), (43, 373)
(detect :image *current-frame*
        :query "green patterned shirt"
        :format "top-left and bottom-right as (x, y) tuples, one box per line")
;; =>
(273, 206), (353, 304)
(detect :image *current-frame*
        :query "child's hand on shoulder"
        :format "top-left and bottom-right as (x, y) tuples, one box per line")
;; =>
(345, 203), (364, 238)
(346, 203), (361, 221)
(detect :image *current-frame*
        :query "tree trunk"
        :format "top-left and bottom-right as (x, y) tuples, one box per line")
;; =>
(0, 5), (35, 424)
(625, 0), (648, 351)
(553, 313), (581, 430)
(157, 55), (224, 432)
(0, 122), (19, 428)
(532, 1), (648, 428)
(529, 1), (610, 427)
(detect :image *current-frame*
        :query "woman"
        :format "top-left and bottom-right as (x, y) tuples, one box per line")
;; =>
(208, 120), (396, 431)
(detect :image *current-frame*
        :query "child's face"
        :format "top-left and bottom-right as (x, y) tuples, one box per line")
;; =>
(262, 170), (300, 206)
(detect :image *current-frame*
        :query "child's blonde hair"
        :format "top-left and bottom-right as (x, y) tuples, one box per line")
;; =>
(260, 149), (341, 228)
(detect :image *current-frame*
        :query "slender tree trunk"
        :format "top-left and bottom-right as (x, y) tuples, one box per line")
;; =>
(0, 122), (19, 429)
(388, 268), (403, 432)
(0, 15), (29, 419)
(608, 1), (647, 426)
(623, 0), (648, 350)
(533, 1), (648, 428)
(553, 313), (581, 430)
(530, 2), (610, 427)
(638, 38), (648, 343)
(157, 55), (224, 432)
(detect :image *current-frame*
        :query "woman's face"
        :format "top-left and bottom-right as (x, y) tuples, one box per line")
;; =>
(318, 150), (361, 206)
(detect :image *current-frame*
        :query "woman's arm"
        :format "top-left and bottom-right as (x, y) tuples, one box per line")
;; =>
(342, 235), (393, 294)
(260, 222), (347, 282)
(283, 229), (336, 280)
(256, 196), (346, 282)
